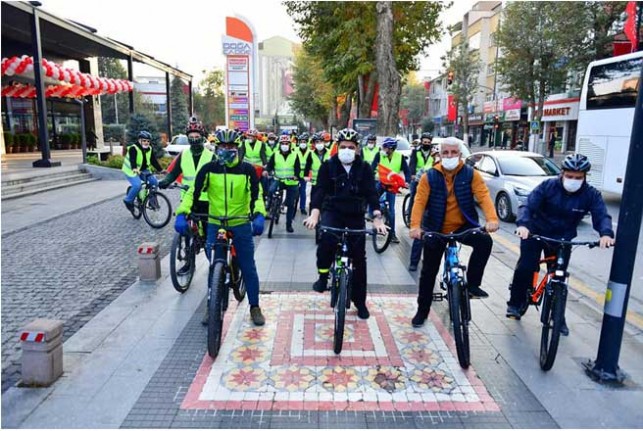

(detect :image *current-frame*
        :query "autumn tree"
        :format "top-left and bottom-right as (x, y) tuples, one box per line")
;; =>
(194, 68), (225, 131)
(289, 47), (335, 129)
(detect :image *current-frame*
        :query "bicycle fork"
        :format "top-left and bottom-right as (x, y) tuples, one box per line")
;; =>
(540, 280), (567, 326)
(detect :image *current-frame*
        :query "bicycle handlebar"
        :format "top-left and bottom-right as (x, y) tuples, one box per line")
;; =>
(529, 235), (600, 248)
(188, 212), (210, 221)
(422, 226), (486, 241)
(169, 183), (189, 191)
(319, 226), (377, 236)
(271, 175), (299, 181)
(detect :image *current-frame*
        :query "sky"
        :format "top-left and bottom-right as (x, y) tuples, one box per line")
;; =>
(39, 0), (477, 84)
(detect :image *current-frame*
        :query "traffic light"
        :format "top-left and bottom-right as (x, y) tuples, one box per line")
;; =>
(447, 70), (454, 87)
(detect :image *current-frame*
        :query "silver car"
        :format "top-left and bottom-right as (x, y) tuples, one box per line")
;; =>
(465, 151), (560, 222)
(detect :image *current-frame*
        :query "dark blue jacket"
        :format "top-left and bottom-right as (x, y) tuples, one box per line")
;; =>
(517, 178), (614, 240)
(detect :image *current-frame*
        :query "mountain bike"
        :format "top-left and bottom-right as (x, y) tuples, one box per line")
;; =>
(125, 171), (172, 228)
(371, 187), (394, 254)
(266, 175), (298, 238)
(319, 225), (375, 354)
(515, 235), (600, 371)
(424, 227), (486, 369)
(206, 215), (248, 358)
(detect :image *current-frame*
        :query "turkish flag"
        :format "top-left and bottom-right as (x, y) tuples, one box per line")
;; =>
(447, 95), (457, 122)
(377, 164), (406, 194)
(624, 1), (639, 52)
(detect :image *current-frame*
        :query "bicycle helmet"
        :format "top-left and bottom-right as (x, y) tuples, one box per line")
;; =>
(366, 134), (376, 142)
(421, 132), (433, 140)
(267, 132), (277, 140)
(246, 129), (258, 138)
(311, 133), (321, 142)
(215, 129), (243, 146)
(382, 137), (398, 150)
(138, 130), (152, 140)
(322, 132), (331, 142)
(185, 116), (206, 136)
(336, 128), (359, 143)
(298, 132), (310, 142)
(279, 134), (292, 144)
(561, 153), (591, 172)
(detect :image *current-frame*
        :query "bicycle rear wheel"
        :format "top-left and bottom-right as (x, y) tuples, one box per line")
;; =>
(207, 262), (227, 358)
(372, 209), (393, 254)
(125, 186), (143, 219)
(539, 282), (565, 371)
(170, 232), (195, 293)
(402, 193), (411, 228)
(142, 191), (172, 228)
(449, 279), (471, 368)
(333, 269), (349, 354)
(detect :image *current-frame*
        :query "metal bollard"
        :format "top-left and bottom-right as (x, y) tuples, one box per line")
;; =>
(137, 242), (161, 281)
(19, 319), (64, 387)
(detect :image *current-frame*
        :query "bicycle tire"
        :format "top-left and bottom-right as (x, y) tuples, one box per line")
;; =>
(207, 262), (226, 358)
(333, 269), (349, 354)
(170, 232), (195, 293)
(142, 191), (172, 228)
(539, 282), (565, 371)
(125, 186), (143, 219)
(449, 279), (471, 368)
(231, 259), (246, 301)
(402, 193), (411, 228)
(372, 209), (393, 254)
(268, 196), (278, 238)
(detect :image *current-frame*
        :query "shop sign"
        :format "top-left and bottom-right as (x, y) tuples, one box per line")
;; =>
(504, 108), (521, 121)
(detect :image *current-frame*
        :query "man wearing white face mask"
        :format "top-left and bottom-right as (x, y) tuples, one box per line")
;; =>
(303, 128), (387, 319)
(506, 154), (615, 332)
(122, 130), (163, 213)
(409, 137), (499, 327)
(264, 134), (301, 233)
(295, 133), (313, 215)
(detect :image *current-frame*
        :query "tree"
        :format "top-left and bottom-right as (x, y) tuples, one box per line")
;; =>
(126, 112), (164, 159)
(442, 40), (481, 143)
(376, 2), (401, 135)
(400, 80), (427, 133)
(194, 68), (226, 131)
(98, 58), (129, 124)
(289, 47), (335, 129)
(170, 75), (189, 133)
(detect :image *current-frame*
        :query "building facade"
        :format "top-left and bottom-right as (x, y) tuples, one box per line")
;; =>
(257, 36), (298, 122)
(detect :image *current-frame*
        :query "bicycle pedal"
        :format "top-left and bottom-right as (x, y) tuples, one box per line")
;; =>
(432, 292), (446, 302)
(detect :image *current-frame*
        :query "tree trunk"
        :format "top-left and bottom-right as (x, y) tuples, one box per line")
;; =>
(338, 93), (353, 129)
(329, 98), (338, 129)
(359, 72), (377, 118)
(376, 1), (400, 136)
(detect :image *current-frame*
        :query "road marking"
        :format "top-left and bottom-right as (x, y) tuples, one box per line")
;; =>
(492, 232), (643, 330)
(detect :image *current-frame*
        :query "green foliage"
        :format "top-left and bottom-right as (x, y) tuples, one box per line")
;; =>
(103, 124), (126, 143)
(442, 41), (481, 117)
(421, 117), (435, 133)
(170, 75), (189, 132)
(400, 82), (427, 128)
(98, 57), (129, 124)
(289, 47), (334, 128)
(125, 113), (164, 159)
(3, 132), (14, 145)
(194, 68), (225, 131)
(86, 155), (100, 165)
(105, 155), (124, 169)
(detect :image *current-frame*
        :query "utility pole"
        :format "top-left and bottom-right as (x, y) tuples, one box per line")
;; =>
(584, 61), (643, 384)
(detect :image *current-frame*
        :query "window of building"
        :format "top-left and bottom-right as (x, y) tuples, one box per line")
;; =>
(468, 32), (481, 51)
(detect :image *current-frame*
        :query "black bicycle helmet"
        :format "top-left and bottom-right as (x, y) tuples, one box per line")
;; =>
(561, 153), (591, 172)
(138, 130), (152, 140)
(421, 132), (433, 140)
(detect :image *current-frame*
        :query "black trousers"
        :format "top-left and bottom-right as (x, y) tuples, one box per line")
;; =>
(508, 238), (571, 308)
(417, 225), (493, 309)
(317, 211), (368, 306)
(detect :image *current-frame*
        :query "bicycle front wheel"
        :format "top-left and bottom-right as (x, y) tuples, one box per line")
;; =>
(372, 210), (393, 254)
(207, 262), (227, 358)
(540, 282), (565, 371)
(268, 197), (278, 238)
(333, 269), (349, 354)
(231, 259), (246, 302)
(449, 280), (471, 368)
(125, 186), (142, 219)
(402, 194), (412, 228)
(142, 191), (172, 228)
(170, 232), (195, 293)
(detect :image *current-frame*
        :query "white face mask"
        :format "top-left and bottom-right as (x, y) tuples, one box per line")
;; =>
(315, 143), (325, 151)
(268, 140), (276, 145)
(299, 143), (308, 149)
(280, 144), (290, 152)
(141, 143), (150, 150)
(367, 143), (375, 149)
(441, 156), (460, 171)
(563, 177), (583, 193)
(338, 148), (356, 164)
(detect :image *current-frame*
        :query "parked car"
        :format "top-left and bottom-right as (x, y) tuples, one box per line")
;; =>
(164, 134), (189, 157)
(465, 150), (560, 222)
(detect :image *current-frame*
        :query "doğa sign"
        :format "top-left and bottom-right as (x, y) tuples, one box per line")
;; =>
(223, 42), (251, 55)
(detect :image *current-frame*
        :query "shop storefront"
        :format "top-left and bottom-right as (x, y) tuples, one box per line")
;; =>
(467, 113), (484, 145)
(538, 96), (580, 153)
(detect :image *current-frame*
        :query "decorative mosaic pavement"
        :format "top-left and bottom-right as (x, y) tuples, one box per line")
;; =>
(181, 293), (499, 412)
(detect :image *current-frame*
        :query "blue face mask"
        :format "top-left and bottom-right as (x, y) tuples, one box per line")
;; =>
(217, 148), (238, 166)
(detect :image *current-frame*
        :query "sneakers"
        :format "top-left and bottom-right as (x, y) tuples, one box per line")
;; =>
(356, 304), (370, 319)
(408, 263), (418, 272)
(506, 305), (522, 320)
(286, 224), (294, 233)
(411, 308), (429, 327)
(312, 274), (329, 293)
(391, 234), (400, 244)
(123, 200), (135, 212)
(467, 285), (489, 298)
(560, 318), (569, 336)
(250, 306), (265, 326)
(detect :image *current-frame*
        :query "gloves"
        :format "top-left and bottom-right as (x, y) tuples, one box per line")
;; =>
(158, 180), (169, 189)
(252, 214), (265, 236)
(174, 214), (189, 235)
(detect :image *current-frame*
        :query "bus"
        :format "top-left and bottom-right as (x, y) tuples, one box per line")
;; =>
(576, 51), (642, 195)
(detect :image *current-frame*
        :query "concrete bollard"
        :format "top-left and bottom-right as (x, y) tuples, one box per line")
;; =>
(137, 242), (161, 281)
(19, 319), (64, 387)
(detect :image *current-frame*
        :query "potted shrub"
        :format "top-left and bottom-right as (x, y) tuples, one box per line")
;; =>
(15, 133), (25, 152)
(61, 134), (72, 150)
(4, 132), (14, 153)
(27, 133), (37, 152)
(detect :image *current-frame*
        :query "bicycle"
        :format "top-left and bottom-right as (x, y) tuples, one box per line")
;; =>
(514, 235), (600, 371)
(423, 227), (486, 369)
(371, 186), (395, 254)
(125, 171), (172, 228)
(402, 181), (416, 228)
(319, 225), (375, 354)
(206, 215), (248, 358)
(265, 175), (298, 239)
(169, 196), (208, 293)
